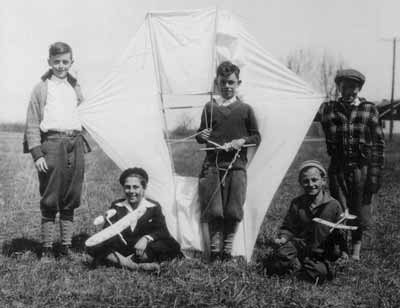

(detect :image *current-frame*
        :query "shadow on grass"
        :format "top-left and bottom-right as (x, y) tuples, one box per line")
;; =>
(2, 238), (42, 257)
(1, 232), (90, 258)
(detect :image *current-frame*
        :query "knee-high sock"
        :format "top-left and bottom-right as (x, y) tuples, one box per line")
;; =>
(352, 241), (362, 260)
(209, 219), (223, 254)
(223, 221), (239, 255)
(41, 217), (55, 248)
(60, 219), (74, 246)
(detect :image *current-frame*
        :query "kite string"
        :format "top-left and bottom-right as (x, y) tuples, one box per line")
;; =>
(202, 148), (241, 215)
(210, 91), (214, 131)
(168, 131), (203, 144)
(169, 91), (214, 144)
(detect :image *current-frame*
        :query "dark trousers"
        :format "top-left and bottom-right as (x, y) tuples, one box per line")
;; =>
(87, 237), (182, 263)
(267, 239), (333, 284)
(198, 166), (247, 223)
(328, 162), (373, 242)
(38, 135), (85, 220)
(199, 166), (246, 255)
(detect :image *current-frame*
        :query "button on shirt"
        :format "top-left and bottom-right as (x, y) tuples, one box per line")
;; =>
(40, 75), (82, 132)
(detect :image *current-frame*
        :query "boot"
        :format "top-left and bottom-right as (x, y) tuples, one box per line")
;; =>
(41, 217), (55, 262)
(210, 231), (223, 261)
(41, 247), (54, 263)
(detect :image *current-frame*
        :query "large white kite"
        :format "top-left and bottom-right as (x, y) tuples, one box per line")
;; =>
(78, 7), (324, 261)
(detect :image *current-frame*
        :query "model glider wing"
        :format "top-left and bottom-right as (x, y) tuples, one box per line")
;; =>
(313, 218), (358, 230)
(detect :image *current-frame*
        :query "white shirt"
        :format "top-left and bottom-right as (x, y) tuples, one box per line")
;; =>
(352, 97), (361, 106)
(40, 75), (82, 132)
(216, 96), (237, 107)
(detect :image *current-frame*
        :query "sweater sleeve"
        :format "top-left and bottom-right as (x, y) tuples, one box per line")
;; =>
(195, 103), (210, 144)
(244, 105), (261, 146)
(74, 83), (93, 153)
(146, 205), (171, 241)
(278, 200), (298, 240)
(24, 83), (44, 160)
(369, 106), (385, 169)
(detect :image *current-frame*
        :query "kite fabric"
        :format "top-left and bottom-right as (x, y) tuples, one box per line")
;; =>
(78, 7), (324, 261)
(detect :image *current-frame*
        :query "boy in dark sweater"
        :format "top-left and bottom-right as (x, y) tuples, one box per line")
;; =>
(196, 61), (261, 260)
(265, 161), (347, 284)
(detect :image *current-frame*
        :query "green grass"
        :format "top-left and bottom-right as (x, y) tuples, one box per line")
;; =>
(0, 131), (400, 307)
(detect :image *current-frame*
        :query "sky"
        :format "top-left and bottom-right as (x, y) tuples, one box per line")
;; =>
(2, 0), (400, 123)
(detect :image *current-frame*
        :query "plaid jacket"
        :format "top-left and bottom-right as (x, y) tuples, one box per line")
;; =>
(317, 98), (385, 168)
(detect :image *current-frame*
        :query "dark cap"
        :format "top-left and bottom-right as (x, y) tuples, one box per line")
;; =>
(334, 69), (365, 87)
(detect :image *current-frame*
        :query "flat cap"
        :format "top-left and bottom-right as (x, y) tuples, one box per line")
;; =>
(334, 69), (365, 87)
(298, 160), (327, 177)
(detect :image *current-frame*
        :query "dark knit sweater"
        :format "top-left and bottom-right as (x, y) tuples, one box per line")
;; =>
(279, 192), (343, 250)
(196, 98), (261, 169)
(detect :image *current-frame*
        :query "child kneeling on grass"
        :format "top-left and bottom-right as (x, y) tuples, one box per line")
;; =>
(85, 167), (182, 271)
(264, 160), (348, 284)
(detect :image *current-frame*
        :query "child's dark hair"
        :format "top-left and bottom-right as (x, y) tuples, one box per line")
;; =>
(216, 61), (240, 78)
(49, 42), (73, 58)
(119, 167), (149, 189)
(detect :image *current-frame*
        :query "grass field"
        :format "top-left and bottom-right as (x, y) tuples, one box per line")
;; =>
(0, 131), (400, 307)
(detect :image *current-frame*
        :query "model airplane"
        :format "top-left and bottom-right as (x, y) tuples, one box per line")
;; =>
(313, 211), (358, 231)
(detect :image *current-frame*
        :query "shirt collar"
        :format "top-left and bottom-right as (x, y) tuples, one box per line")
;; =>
(50, 74), (69, 84)
(339, 96), (361, 107)
(352, 97), (361, 106)
(303, 190), (334, 210)
(116, 198), (156, 210)
(216, 96), (237, 106)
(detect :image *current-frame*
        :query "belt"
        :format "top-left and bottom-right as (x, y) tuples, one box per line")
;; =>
(44, 130), (82, 138)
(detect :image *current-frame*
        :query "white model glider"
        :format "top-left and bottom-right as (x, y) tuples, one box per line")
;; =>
(78, 7), (324, 261)
(313, 212), (358, 231)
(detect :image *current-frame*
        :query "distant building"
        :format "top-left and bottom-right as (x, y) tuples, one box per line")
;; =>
(377, 100), (400, 135)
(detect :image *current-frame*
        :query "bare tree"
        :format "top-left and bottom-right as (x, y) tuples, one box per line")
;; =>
(170, 112), (196, 138)
(286, 49), (345, 100)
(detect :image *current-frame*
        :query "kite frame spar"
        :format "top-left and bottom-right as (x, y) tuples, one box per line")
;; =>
(146, 10), (222, 261)
(79, 7), (326, 262)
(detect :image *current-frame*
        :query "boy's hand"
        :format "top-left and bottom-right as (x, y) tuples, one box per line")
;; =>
(367, 175), (380, 193)
(230, 138), (246, 150)
(340, 208), (349, 218)
(199, 128), (212, 142)
(367, 167), (381, 194)
(273, 237), (288, 245)
(93, 215), (105, 226)
(222, 138), (246, 152)
(134, 236), (149, 256)
(35, 157), (48, 173)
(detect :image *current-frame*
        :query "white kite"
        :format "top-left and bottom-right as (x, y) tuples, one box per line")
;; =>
(78, 7), (324, 261)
